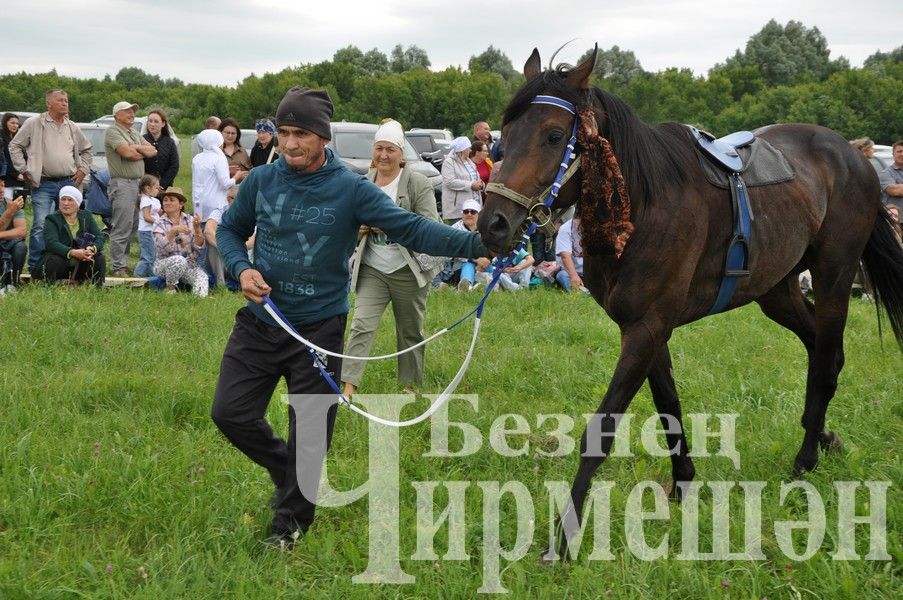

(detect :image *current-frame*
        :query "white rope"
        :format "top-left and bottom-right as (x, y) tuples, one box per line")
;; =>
(341, 317), (481, 427)
(263, 298), (454, 361)
(262, 297), (483, 428)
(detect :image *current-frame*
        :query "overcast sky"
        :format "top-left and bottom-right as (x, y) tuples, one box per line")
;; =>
(5, 0), (900, 86)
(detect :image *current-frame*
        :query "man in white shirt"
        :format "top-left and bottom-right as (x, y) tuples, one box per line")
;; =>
(555, 217), (588, 293)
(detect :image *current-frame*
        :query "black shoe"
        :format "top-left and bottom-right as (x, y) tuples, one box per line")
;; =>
(262, 529), (301, 551)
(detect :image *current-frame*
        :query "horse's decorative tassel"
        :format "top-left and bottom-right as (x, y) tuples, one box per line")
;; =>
(576, 106), (634, 258)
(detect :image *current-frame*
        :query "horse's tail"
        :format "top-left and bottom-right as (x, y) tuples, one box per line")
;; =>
(860, 208), (903, 351)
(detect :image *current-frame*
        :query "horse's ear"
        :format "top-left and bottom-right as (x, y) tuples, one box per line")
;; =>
(524, 48), (541, 80)
(567, 44), (598, 90)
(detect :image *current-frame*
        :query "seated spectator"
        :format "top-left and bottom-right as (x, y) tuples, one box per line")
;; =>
(434, 198), (491, 290)
(205, 185), (253, 290)
(133, 174), (162, 278)
(0, 180), (27, 292)
(887, 204), (902, 245)
(250, 118), (279, 167)
(555, 216), (588, 293)
(152, 186), (208, 296)
(39, 186), (105, 286)
(497, 253), (535, 291)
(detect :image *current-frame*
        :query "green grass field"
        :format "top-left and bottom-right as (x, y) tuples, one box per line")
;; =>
(0, 282), (900, 598)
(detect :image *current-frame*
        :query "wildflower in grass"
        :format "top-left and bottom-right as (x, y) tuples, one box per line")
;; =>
(105, 564), (113, 575)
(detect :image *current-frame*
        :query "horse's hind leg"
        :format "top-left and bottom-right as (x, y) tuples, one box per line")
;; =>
(756, 275), (847, 476)
(647, 343), (695, 501)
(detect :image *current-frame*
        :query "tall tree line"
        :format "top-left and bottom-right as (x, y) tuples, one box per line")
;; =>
(0, 22), (900, 142)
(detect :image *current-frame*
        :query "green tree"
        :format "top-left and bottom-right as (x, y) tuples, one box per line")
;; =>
(114, 67), (163, 90)
(720, 19), (849, 86)
(390, 44), (431, 73)
(578, 45), (646, 88)
(468, 46), (517, 80)
(333, 45), (364, 65)
(360, 48), (390, 76)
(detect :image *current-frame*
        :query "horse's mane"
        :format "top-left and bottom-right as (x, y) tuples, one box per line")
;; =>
(503, 65), (695, 206)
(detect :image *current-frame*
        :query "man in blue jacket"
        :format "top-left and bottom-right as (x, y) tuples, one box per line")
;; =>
(212, 87), (488, 549)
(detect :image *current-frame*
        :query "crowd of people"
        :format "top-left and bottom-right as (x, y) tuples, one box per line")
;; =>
(2, 84), (900, 551)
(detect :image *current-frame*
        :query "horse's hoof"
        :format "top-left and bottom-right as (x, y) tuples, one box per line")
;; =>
(668, 481), (693, 503)
(819, 431), (844, 454)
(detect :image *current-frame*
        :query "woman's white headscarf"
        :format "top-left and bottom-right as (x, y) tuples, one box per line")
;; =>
(197, 129), (225, 155)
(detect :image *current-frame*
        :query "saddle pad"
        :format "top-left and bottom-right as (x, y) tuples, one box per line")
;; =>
(698, 137), (795, 189)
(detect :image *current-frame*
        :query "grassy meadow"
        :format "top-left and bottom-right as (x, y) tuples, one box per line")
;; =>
(0, 281), (900, 598)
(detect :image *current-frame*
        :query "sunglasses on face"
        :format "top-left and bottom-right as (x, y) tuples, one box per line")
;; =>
(462, 209), (479, 215)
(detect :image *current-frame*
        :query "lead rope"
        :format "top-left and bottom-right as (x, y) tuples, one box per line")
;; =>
(263, 93), (582, 427)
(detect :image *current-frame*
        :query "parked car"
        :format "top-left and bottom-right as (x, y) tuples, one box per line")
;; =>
(93, 114), (181, 159)
(77, 122), (112, 172)
(873, 144), (893, 170)
(329, 122), (443, 207)
(405, 130), (451, 171)
(407, 127), (454, 144)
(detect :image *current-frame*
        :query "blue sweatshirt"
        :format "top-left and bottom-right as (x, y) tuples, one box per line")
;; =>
(218, 149), (487, 326)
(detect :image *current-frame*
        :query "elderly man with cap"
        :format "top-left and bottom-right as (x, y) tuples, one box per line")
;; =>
(104, 101), (157, 277)
(38, 185), (105, 285)
(8, 89), (93, 274)
(440, 135), (483, 222)
(250, 118), (280, 168)
(211, 87), (489, 549)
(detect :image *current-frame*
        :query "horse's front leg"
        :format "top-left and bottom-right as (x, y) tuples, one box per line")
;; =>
(550, 321), (667, 561)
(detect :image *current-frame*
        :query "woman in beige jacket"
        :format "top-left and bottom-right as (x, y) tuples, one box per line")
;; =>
(343, 120), (443, 397)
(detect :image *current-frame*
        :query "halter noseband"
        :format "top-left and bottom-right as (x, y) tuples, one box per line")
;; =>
(484, 94), (582, 239)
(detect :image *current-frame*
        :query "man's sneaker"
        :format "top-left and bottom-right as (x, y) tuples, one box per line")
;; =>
(262, 529), (300, 551)
(111, 269), (130, 278)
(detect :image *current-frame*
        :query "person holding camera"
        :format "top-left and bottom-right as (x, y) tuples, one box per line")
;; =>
(39, 186), (105, 285)
(0, 180), (27, 292)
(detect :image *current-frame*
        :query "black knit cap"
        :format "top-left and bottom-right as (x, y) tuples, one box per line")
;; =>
(275, 86), (334, 140)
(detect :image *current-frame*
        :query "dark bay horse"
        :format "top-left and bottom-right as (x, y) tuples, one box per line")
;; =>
(478, 48), (903, 556)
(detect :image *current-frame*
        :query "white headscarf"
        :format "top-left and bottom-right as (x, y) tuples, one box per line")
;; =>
(197, 129), (225, 156)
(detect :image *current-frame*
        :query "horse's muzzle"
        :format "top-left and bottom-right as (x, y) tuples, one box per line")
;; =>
(477, 206), (519, 253)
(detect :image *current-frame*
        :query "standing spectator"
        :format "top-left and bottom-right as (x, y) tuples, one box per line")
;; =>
(193, 129), (246, 284)
(472, 121), (493, 147)
(489, 134), (504, 163)
(191, 116), (221, 158)
(342, 119), (442, 398)
(152, 186), (208, 296)
(142, 109), (180, 188)
(134, 174), (162, 278)
(39, 186), (105, 286)
(555, 217), (587, 293)
(1, 113), (23, 198)
(219, 118), (252, 176)
(440, 136), (483, 221)
(850, 137), (885, 175)
(0, 181), (27, 291)
(211, 86), (488, 548)
(879, 140), (903, 213)
(469, 140), (492, 197)
(9, 90), (92, 274)
(250, 118), (279, 168)
(105, 101), (157, 277)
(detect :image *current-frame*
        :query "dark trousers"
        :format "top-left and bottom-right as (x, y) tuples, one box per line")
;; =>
(0, 239), (26, 286)
(211, 307), (346, 535)
(530, 231), (556, 263)
(42, 252), (106, 286)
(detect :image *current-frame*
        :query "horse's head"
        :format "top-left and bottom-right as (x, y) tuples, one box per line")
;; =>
(478, 47), (597, 253)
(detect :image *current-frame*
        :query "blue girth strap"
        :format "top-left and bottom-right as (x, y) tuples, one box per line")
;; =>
(708, 173), (752, 315)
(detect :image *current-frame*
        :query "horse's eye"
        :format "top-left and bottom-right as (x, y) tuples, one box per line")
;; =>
(547, 131), (564, 145)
